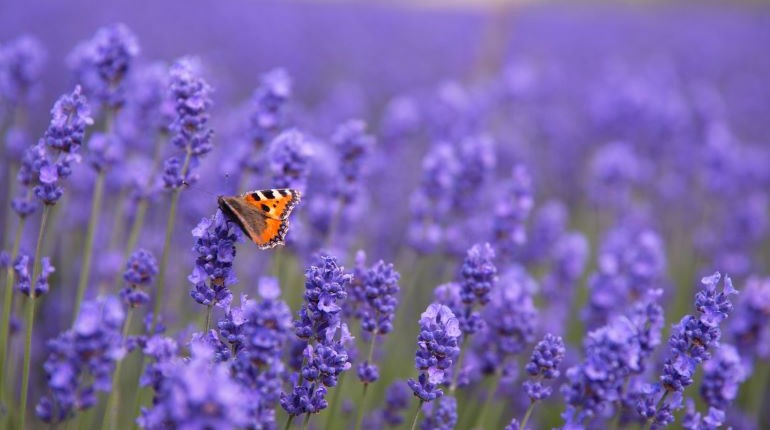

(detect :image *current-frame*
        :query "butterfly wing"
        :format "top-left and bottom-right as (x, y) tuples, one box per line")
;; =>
(218, 195), (289, 249)
(218, 188), (301, 249)
(242, 189), (301, 220)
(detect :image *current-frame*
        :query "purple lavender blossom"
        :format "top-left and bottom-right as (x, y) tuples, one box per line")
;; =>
(331, 119), (374, 204)
(139, 335), (178, 394)
(87, 131), (123, 172)
(24, 86), (93, 206)
(420, 395), (457, 430)
(587, 141), (643, 211)
(294, 255), (352, 341)
(682, 398), (725, 430)
(67, 23), (139, 110)
(250, 68), (292, 146)
(268, 128), (312, 191)
(524, 200), (567, 265)
(218, 279), (292, 426)
(523, 334), (565, 401)
(730, 276), (770, 360)
(638, 272), (737, 428)
(459, 243), (497, 307)
(163, 57), (213, 189)
(492, 165), (534, 261)
(504, 418), (521, 430)
(541, 232), (589, 336)
(562, 315), (643, 423)
(584, 228), (667, 328)
(237, 68), (293, 176)
(13, 254), (54, 297)
(138, 340), (250, 429)
(281, 255), (353, 417)
(700, 344), (747, 411)
(0, 35), (46, 109)
(380, 95), (421, 141)
(36, 296), (126, 422)
(407, 142), (459, 254)
(382, 380), (411, 426)
(189, 210), (241, 308)
(477, 267), (538, 375)
(408, 304), (461, 401)
(359, 260), (400, 335)
(451, 135), (496, 212)
(120, 249), (158, 308)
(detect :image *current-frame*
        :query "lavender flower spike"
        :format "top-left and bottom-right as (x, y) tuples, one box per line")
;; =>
(408, 303), (462, 402)
(189, 210), (241, 309)
(524, 333), (566, 402)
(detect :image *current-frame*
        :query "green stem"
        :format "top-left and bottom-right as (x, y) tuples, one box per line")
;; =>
(322, 373), (346, 430)
(301, 413), (311, 430)
(748, 360), (769, 422)
(126, 199), (149, 255)
(450, 335), (470, 392)
(19, 205), (51, 430)
(470, 368), (503, 430)
(74, 170), (106, 321)
(354, 330), (378, 430)
(0, 216), (26, 398)
(409, 400), (424, 430)
(519, 401), (536, 430)
(115, 133), (165, 289)
(114, 198), (149, 289)
(101, 310), (134, 430)
(205, 305), (213, 331)
(283, 414), (295, 430)
(151, 150), (191, 333)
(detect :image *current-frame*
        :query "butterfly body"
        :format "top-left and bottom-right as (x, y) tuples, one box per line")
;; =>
(218, 188), (301, 249)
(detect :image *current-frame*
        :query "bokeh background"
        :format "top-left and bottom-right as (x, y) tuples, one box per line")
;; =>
(2, 0), (770, 429)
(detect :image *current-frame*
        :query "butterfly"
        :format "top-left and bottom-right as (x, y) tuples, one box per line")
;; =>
(218, 188), (301, 249)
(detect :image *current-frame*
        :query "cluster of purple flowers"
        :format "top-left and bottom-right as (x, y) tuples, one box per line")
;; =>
(162, 58), (213, 189)
(268, 128), (312, 192)
(1, 6), (770, 430)
(523, 334), (565, 402)
(14, 86), (93, 211)
(407, 142), (459, 254)
(36, 296), (126, 422)
(68, 23), (139, 110)
(331, 119), (374, 204)
(189, 210), (241, 308)
(584, 227), (667, 328)
(637, 273), (737, 428)
(13, 254), (54, 297)
(249, 68), (292, 147)
(138, 340), (251, 429)
(0, 35), (46, 110)
(408, 303), (461, 402)
(351, 254), (400, 384)
(281, 255), (353, 416)
(215, 278), (293, 426)
(120, 249), (158, 308)
(492, 165), (534, 260)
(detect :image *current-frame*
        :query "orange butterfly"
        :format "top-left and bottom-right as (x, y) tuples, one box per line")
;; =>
(218, 188), (301, 249)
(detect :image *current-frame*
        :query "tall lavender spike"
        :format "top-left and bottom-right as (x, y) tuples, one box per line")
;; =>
(36, 296), (126, 423)
(67, 23), (139, 110)
(0, 35), (47, 109)
(408, 304), (462, 402)
(162, 57), (213, 189)
(637, 272), (738, 429)
(280, 255), (353, 419)
(138, 340), (251, 429)
(189, 210), (241, 309)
